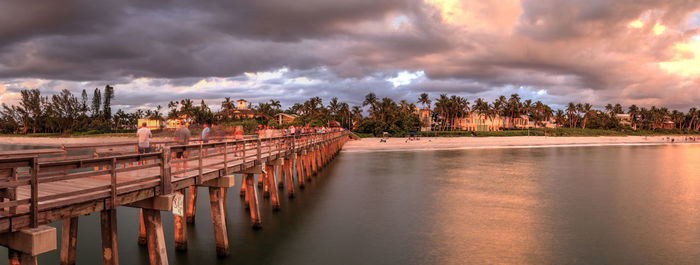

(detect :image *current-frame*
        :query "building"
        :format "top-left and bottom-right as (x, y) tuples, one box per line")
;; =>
(419, 108), (432, 132)
(137, 119), (161, 130)
(459, 114), (503, 131)
(219, 99), (260, 120)
(661, 120), (675, 130)
(165, 115), (191, 129)
(276, 113), (298, 125)
(503, 115), (534, 129)
(616, 113), (632, 127)
(237, 99), (249, 110)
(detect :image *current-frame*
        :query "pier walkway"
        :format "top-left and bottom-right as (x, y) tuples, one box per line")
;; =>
(0, 131), (349, 265)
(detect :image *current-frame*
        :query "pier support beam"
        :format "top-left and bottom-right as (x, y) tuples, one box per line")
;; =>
(266, 164), (280, 211)
(143, 209), (168, 265)
(304, 151), (312, 181)
(60, 217), (78, 265)
(186, 186), (197, 224)
(173, 190), (187, 251)
(244, 173), (262, 229)
(1, 225), (56, 265)
(295, 154), (305, 188)
(208, 187), (229, 256)
(284, 161), (294, 197)
(100, 209), (119, 265)
(8, 249), (35, 265)
(138, 210), (147, 245)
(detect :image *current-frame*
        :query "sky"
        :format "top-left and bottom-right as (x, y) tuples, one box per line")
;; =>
(1, 0), (699, 112)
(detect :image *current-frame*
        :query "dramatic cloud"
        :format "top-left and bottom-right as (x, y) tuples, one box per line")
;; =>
(0, 0), (699, 111)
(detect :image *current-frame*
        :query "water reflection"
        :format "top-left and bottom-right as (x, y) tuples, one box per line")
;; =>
(1, 144), (700, 264)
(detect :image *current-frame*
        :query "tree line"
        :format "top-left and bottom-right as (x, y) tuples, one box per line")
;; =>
(0, 87), (698, 135)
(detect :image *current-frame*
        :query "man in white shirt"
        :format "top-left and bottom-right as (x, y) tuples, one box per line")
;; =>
(137, 122), (152, 154)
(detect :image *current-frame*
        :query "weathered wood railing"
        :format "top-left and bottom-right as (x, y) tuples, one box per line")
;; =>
(0, 131), (348, 233)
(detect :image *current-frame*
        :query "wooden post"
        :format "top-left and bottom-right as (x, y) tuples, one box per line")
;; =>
(208, 187), (229, 256)
(296, 155), (305, 188)
(258, 170), (264, 189)
(100, 209), (119, 265)
(285, 162), (295, 197)
(60, 217), (79, 265)
(244, 173), (262, 229)
(223, 141), (229, 177)
(277, 164), (284, 189)
(110, 158), (117, 210)
(267, 165), (280, 211)
(304, 152), (312, 181)
(186, 186), (197, 224)
(262, 169), (270, 198)
(174, 190), (187, 251)
(240, 174), (247, 198)
(8, 249), (36, 265)
(160, 148), (172, 195)
(30, 157), (38, 228)
(138, 209), (147, 245)
(313, 148), (318, 175)
(143, 209), (168, 265)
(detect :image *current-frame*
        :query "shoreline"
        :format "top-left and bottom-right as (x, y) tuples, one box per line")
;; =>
(342, 136), (697, 152)
(0, 135), (696, 152)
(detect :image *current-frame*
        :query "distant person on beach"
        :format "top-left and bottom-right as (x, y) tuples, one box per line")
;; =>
(137, 122), (152, 154)
(174, 123), (191, 158)
(201, 123), (210, 143)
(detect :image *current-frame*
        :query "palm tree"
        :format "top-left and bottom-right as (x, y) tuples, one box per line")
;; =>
(555, 110), (566, 128)
(628, 104), (639, 130)
(363, 93), (378, 121)
(417, 93), (431, 109)
(567, 102), (577, 128)
(581, 103), (594, 129)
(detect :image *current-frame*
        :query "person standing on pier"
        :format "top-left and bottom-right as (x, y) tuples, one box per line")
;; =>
(137, 122), (152, 154)
(202, 123), (211, 143)
(174, 123), (191, 158)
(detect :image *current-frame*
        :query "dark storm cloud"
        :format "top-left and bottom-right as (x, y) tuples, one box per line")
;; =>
(1, 0), (700, 110)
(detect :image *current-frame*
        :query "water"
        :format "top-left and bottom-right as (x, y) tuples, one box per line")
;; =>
(2, 144), (700, 264)
(0, 144), (54, 151)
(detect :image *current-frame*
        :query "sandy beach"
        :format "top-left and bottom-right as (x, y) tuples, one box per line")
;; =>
(0, 136), (167, 147)
(343, 136), (696, 152)
(0, 135), (695, 151)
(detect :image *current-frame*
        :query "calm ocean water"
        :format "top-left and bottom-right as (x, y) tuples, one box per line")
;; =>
(2, 144), (700, 264)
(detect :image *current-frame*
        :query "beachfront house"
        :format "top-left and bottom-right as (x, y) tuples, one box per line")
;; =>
(137, 118), (161, 130)
(459, 114), (503, 131)
(276, 113), (298, 125)
(419, 108), (432, 132)
(165, 115), (191, 129)
(503, 115), (533, 129)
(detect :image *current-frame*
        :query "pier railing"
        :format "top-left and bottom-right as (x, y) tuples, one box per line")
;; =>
(0, 131), (348, 232)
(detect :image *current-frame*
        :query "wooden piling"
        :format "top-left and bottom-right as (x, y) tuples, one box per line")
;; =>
(296, 155), (305, 188)
(262, 170), (270, 198)
(60, 217), (78, 265)
(174, 190), (187, 251)
(244, 173), (262, 229)
(285, 162), (294, 197)
(186, 186), (197, 224)
(277, 164), (284, 189)
(143, 209), (168, 265)
(8, 249), (35, 265)
(208, 187), (229, 256)
(304, 152), (312, 181)
(138, 209), (147, 245)
(257, 170), (264, 188)
(239, 174), (247, 198)
(100, 209), (119, 265)
(267, 165), (280, 211)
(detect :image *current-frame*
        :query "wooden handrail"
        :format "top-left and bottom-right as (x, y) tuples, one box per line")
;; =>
(0, 131), (349, 231)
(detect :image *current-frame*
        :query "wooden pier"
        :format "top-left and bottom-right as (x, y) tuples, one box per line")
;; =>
(0, 131), (349, 265)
